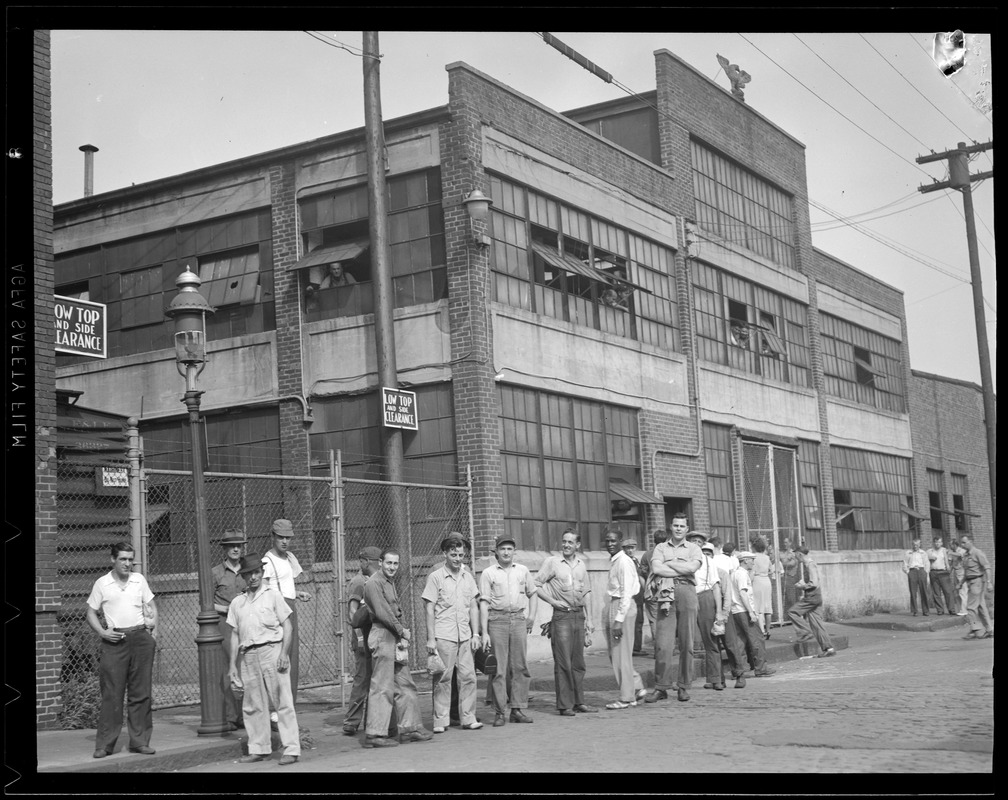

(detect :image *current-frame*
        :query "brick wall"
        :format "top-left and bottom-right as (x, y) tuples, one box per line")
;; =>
(34, 29), (63, 729)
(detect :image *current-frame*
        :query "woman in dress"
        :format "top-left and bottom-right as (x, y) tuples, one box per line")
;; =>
(751, 537), (773, 638)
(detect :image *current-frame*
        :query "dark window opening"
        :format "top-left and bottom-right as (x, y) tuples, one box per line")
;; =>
(728, 299), (749, 348)
(833, 489), (855, 531)
(757, 311), (785, 357)
(928, 491), (944, 530)
(57, 280), (90, 302)
(952, 494), (967, 530)
(853, 346), (877, 387)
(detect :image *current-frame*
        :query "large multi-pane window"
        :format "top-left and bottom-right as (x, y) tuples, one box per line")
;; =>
(796, 439), (824, 550)
(55, 209), (274, 362)
(488, 175), (681, 351)
(820, 313), (906, 413)
(498, 386), (642, 552)
(691, 260), (809, 386)
(309, 384), (457, 486)
(690, 139), (796, 270)
(703, 423), (737, 544)
(830, 446), (913, 550)
(299, 168), (446, 321)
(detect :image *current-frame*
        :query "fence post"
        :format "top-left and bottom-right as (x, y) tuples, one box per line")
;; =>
(127, 418), (143, 572)
(467, 464), (475, 561)
(405, 487), (416, 669)
(331, 449), (346, 708)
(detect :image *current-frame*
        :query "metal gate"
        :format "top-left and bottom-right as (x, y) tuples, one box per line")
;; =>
(741, 442), (802, 627)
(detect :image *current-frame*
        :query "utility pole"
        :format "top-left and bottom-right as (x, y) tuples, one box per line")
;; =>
(363, 31), (408, 553)
(916, 140), (995, 531)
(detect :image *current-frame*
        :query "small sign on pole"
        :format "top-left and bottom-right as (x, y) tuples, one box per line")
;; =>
(382, 387), (418, 430)
(54, 295), (107, 358)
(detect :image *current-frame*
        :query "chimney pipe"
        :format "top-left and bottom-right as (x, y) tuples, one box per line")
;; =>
(79, 144), (98, 197)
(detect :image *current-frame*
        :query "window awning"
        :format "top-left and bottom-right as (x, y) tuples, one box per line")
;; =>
(900, 503), (929, 520)
(853, 356), (886, 380)
(609, 479), (664, 504)
(532, 242), (613, 284)
(835, 504), (870, 524)
(930, 505), (981, 518)
(291, 240), (369, 271)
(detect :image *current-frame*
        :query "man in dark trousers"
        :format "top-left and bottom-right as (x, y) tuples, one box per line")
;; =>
(212, 529), (247, 731)
(788, 544), (836, 658)
(342, 545), (386, 736)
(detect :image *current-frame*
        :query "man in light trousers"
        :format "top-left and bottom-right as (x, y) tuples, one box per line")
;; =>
(602, 530), (646, 710)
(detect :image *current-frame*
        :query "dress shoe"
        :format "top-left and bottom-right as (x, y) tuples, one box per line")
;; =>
(573, 704), (598, 713)
(462, 721), (484, 730)
(644, 689), (668, 703)
(362, 735), (398, 748)
(677, 688), (690, 702)
(559, 709), (576, 717)
(92, 749), (110, 759)
(703, 683), (715, 689)
(400, 728), (434, 743)
(129, 745), (156, 755)
(493, 714), (506, 727)
(239, 753), (266, 763)
(635, 688), (649, 701)
(278, 754), (298, 766)
(714, 682), (725, 691)
(734, 676), (746, 689)
(754, 666), (776, 677)
(342, 724), (357, 736)
(509, 710), (533, 723)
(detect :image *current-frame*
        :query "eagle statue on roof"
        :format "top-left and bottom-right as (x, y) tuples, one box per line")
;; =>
(717, 54), (751, 102)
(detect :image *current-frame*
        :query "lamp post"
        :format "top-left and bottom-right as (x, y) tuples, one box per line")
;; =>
(164, 266), (229, 736)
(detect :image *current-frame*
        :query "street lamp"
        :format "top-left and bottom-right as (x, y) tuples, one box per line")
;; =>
(462, 188), (493, 248)
(164, 266), (229, 736)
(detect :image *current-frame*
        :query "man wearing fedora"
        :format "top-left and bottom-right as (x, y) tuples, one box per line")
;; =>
(479, 535), (538, 726)
(423, 533), (483, 733)
(213, 529), (247, 730)
(261, 519), (312, 707)
(227, 553), (300, 765)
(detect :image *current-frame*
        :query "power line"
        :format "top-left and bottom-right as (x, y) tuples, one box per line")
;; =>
(811, 193), (945, 231)
(303, 31), (378, 59)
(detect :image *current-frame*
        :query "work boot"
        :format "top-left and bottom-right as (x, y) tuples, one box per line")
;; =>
(399, 728), (434, 743)
(734, 676), (746, 689)
(644, 689), (668, 703)
(677, 688), (690, 702)
(362, 735), (399, 748)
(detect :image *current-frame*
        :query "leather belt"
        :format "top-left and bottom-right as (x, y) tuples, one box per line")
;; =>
(965, 575), (984, 581)
(113, 625), (147, 633)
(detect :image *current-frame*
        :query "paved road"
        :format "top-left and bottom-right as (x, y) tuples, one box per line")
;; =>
(178, 625), (993, 774)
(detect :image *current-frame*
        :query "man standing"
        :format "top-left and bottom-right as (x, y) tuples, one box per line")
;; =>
(423, 533), (483, 733)
(646, 512), (701, 703)
(788, 545), (836, 658)
(479, 535), (538, 726)
(621, 539), (647, 654)
(725, 551), (776, 686)
(687, 531), (728, 692)
(362, 549), (433, 747)
(642, 529), (669, 647)
(959, 533), (994, 640)
(535, 528), (597, 716)
(702, 539), (733, 690)
(227, 553), (300, 765)
(949, 539), (969, 615)
(902, 537), (931, 616)
(342, 545), (384, 736)
(86, 542), (158, 759)
(212, 529), (247, 731)
(602, 530), (646, 710)
(778, 537), (799, 613)
(261, 519), (313, 707)
(926, 535), (956, 615)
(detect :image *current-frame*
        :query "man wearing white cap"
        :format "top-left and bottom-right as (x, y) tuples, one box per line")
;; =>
(262, 518), (312, 706)
(727, 551), (776, 686)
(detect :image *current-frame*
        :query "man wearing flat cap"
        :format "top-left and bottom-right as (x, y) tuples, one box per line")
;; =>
(423, 533), (483, 732)
(227, 553), (300, 765)
(479, 534), (538, 726)
(262, 519), (312, 705)
(342, 545), (387, 736)
(213, 530), (247, 730)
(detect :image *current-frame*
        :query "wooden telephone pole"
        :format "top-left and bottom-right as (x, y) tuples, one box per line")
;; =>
(916, 141), (995, 531)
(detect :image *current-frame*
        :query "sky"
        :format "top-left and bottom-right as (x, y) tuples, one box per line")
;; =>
(49, 30), (995, 389)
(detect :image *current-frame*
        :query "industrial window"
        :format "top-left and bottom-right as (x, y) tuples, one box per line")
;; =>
(119, 264), (166, 330)
(927, 469), (945, 530)
(488, 174), (680, 350)
(830, 446), (913, 549)
(690, 138), (796, 270)
(951, 473), (969, 531)
(702, 423), (737, 545)
(691, 259), (809, 386)
(498, 385), (641, 552)
(820, 313), (906, 412)
(198, 246), (260, 308)
(797, 439), (824, 549)
(56, 280), (90, 302)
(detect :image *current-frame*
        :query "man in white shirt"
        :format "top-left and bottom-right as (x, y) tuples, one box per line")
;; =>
(726, 551), (775, 687)
(926, 535), (956, 615)
(479, 535), (538, 726)
(902, 537), (931, 616)
(86, 541), (159, 759)
(262, 518), (313, 705)
(602, 530), (647, 709)
(687, 532), (728, 691)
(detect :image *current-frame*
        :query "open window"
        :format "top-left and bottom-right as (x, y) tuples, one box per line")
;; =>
(295, 222), (372, 319)
(728, 299), (750, 348)
(853, 346), (883, 387)
(756, 311), (785, 357)
(57, 280), (90, 302)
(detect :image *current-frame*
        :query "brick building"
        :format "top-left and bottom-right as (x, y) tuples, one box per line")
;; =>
(46, 48), (994, 720)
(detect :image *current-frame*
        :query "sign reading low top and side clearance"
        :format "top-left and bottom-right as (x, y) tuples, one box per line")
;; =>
(382, 387), (418, 430)
(54, 295), (107, 358)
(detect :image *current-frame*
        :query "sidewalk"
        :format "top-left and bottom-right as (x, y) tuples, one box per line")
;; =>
(37, 614), (974, 774)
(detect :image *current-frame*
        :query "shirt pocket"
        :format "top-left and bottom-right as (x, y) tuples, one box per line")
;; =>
(259, 605), (280, 629)
(491, 578), (507, 601)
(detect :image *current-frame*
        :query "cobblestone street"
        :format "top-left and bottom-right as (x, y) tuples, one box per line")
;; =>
(178, 623), (993, 775)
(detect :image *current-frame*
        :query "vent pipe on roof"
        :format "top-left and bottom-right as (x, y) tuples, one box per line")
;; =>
(79, 144), (99, 197)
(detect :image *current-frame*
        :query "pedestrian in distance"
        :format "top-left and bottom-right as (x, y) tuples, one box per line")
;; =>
(646, 512), (702, 703)
(902, 537), (931, 616)
(751, 537), (773, 638)
(227, 553), (301, 765)
(361, 549), (434, 747)
(948, 538), (969, 615)
(926, 535), (957, 615)
(778, 537), (800, 614)
(958, 533), (994, 640)
(479, 535), (538, 726)
(602, 530), (647, 709)
(212, 529), (247, 732)
(787, 544), (836, 659)
(423, 533), (484, 733)
(86, 541), (159, 759)
(535, 528), (597, 716)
